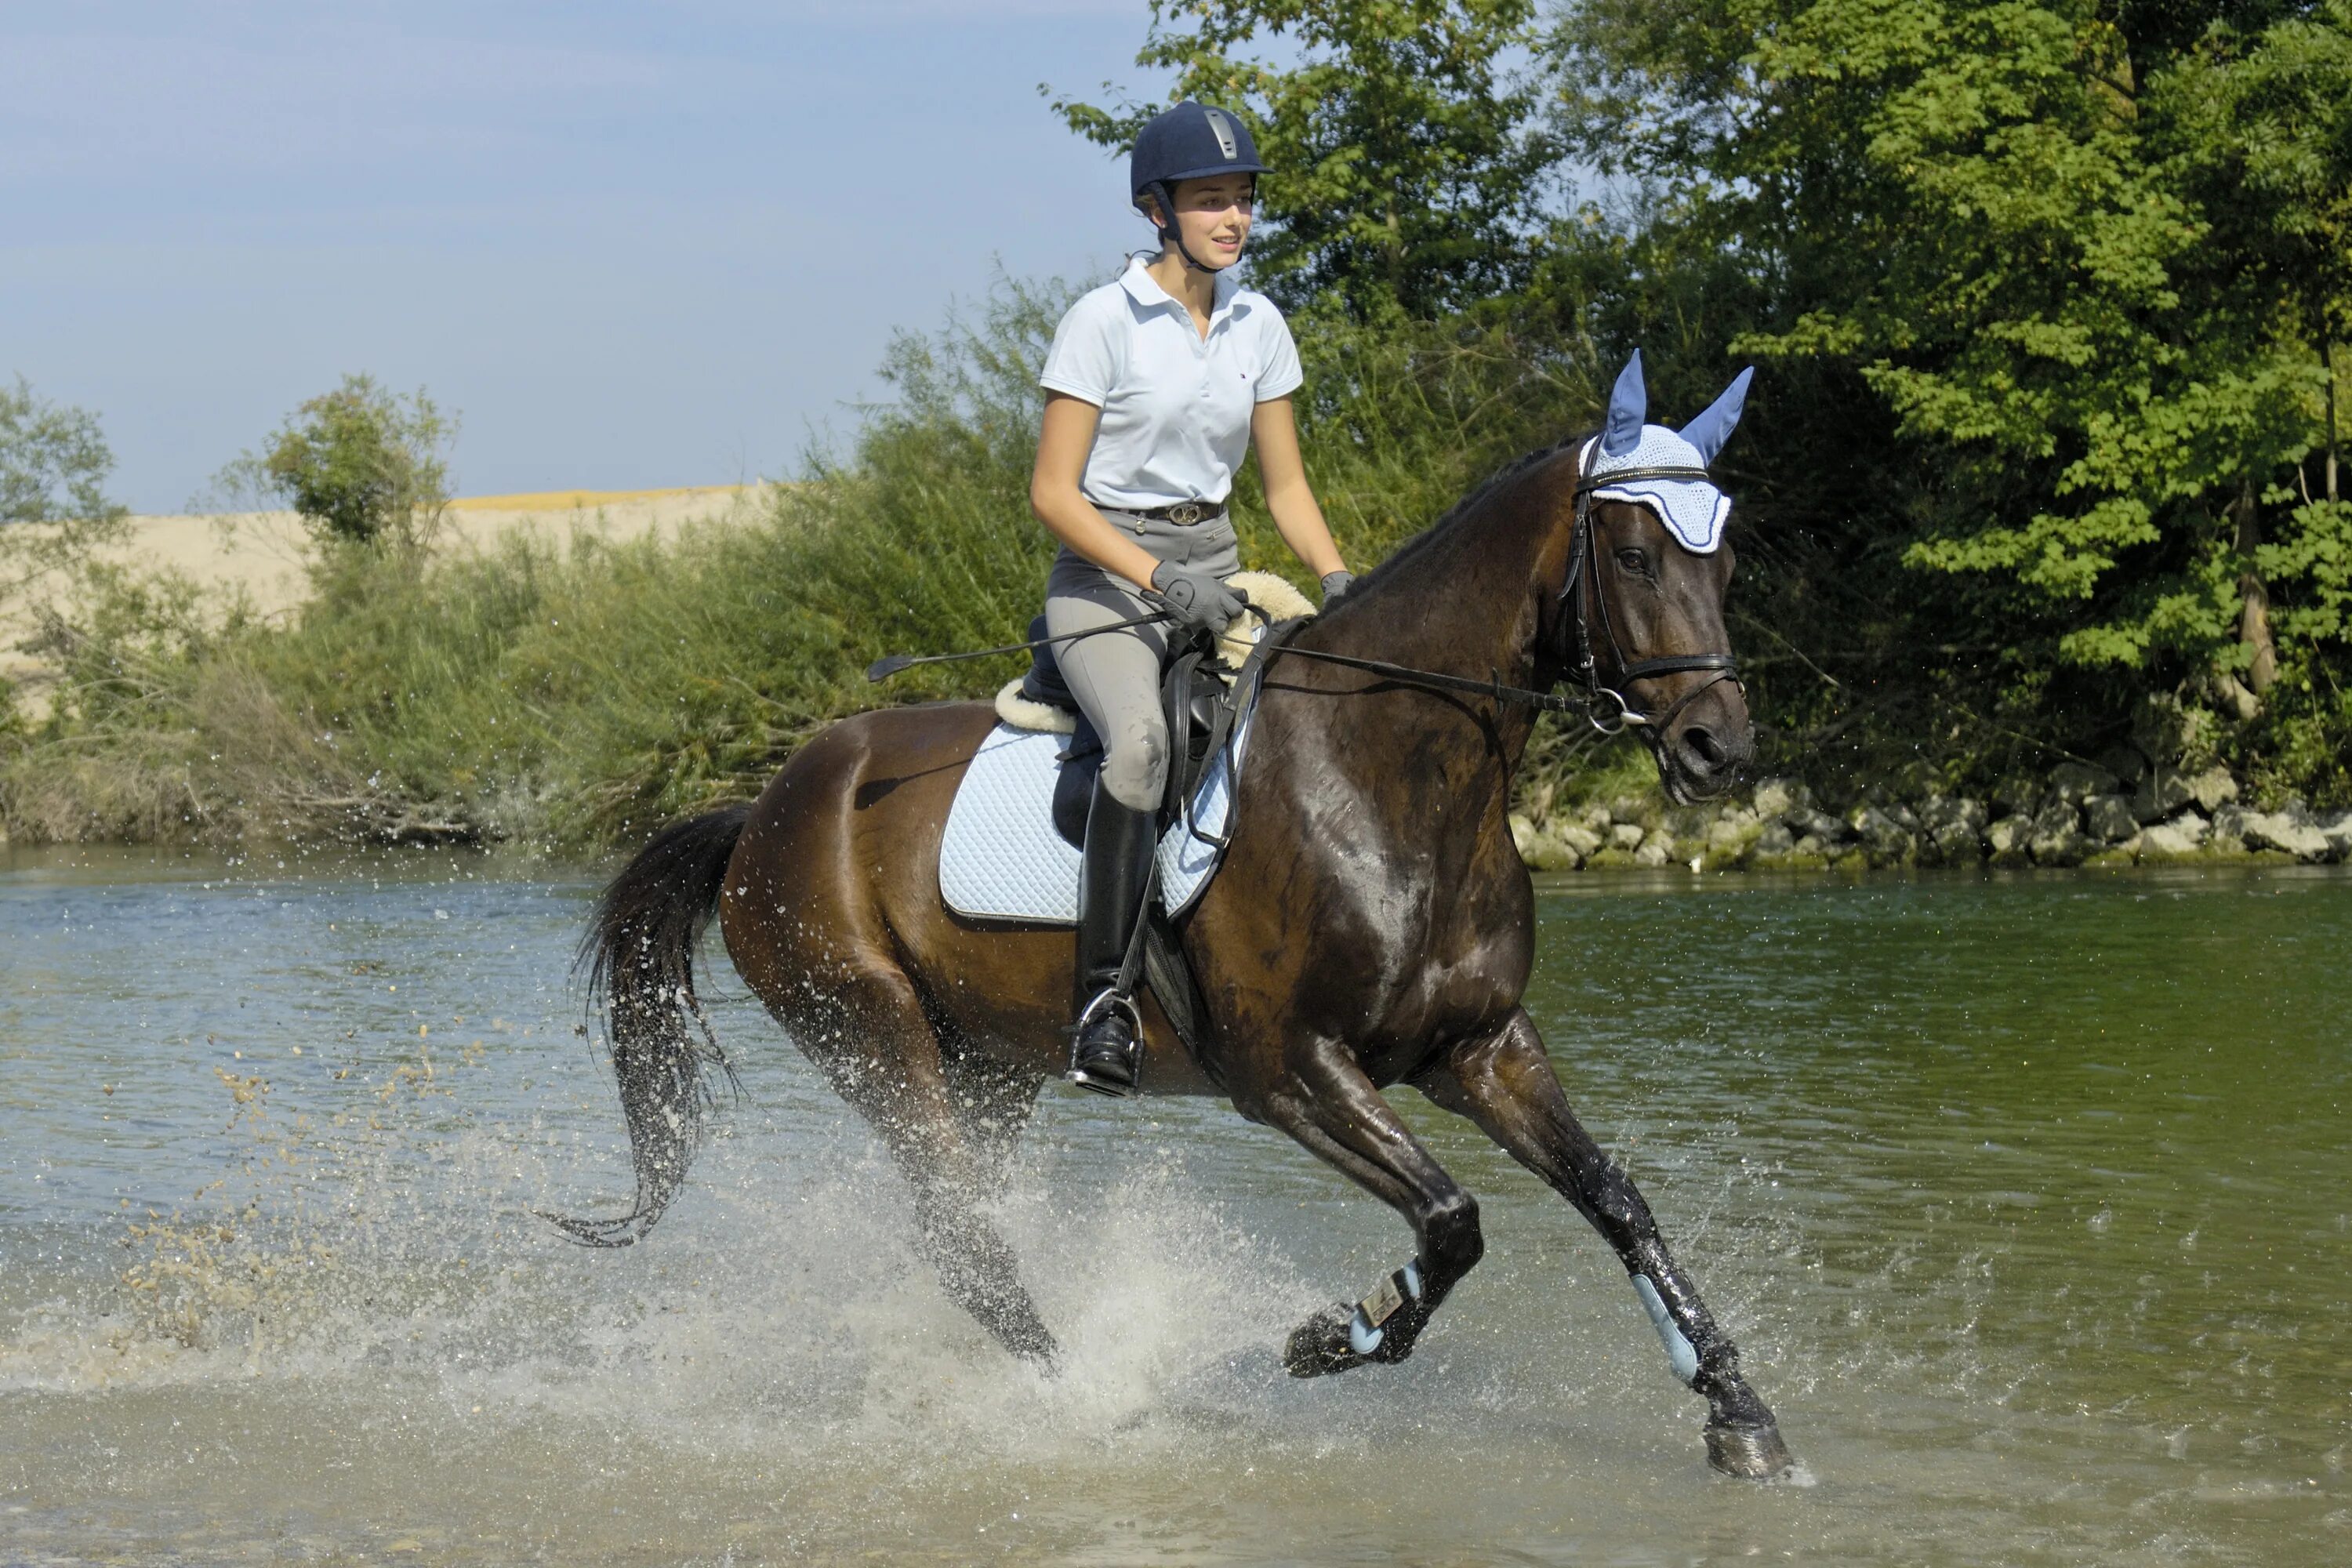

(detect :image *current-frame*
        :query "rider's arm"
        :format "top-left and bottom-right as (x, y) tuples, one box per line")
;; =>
(1031, 392), (1170, 594)
(1250, 396), (1345, 579)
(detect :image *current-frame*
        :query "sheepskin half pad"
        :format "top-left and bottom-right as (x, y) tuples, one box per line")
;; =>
(993, 570), (1314, 734)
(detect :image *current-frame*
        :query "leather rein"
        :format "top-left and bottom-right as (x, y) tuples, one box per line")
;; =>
(1261, 462), (1741, 735)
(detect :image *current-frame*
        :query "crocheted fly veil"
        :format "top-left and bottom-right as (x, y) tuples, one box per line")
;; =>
(1580, 351), (1755, 554)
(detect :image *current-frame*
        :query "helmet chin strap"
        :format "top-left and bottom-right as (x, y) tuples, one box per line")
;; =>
(1146, 180), (1232, 275)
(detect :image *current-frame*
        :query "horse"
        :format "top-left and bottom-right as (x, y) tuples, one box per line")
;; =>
(557, 355), (1795, 1479)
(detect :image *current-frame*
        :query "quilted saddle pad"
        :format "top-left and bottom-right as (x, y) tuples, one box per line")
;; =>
(938, 706), (1256, 925)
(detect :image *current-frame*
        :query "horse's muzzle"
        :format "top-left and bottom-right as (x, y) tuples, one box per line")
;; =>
(1657, 682), (1755, 804)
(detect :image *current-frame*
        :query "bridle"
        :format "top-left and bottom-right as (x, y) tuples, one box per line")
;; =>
(1555, 459), (1742, 736)
(1253, 451), (1742, 739)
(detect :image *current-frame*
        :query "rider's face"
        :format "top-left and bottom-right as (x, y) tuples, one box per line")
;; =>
(1153, 176), (1254, 267)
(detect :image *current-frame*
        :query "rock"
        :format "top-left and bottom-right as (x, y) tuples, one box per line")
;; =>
(2325, 811), (2352, 859)
(2236, 810), (2332, 861)
(1785, 806), (1850, 844)
(2130, 768), (2194, 824)
(1881, 801), (1922, 833)
(1706, 814), (1764, 863)
(2186, 766), (2238, 813)
(2028, 802), (2089, 866)
(2096, 745), (2150, 786)
(1919, 794), (1989, 837)
(1928, 824), (1984, 863)
(1751, 777), (1813, 819)
(2139, 814), (2209, 858)
(2049, 760), (2124, 807)
(1555, 822), (1604, 859)
(1847, 804), (1917, 866)
(1986, 816), (2032, 866)
(1633, 833), (1674, 868)
(1609, 822), (1646, 852)
(1577, 804), (1613, 831)
(1753, 821), (1797, 858)
(2082, 794), (2138, 844)
(1509, 813), (1538, 855)
(1991, 774), (2045, 818)
(1792, 833), (1835, 858)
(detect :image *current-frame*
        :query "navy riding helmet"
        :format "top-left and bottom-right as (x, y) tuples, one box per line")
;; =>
(1131, 100), (1270, 270)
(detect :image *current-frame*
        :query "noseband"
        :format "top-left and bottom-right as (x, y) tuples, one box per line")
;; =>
(1558, 464), (1741, 737)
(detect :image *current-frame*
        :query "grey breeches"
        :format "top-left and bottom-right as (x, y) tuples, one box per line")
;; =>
(1044, 509), (1241, 811)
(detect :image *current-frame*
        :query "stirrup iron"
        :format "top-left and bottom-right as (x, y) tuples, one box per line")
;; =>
(1065, 988), (1144, 1098)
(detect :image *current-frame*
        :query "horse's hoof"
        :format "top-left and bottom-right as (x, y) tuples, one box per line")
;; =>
(1283, 1301), (1366, 1378)
(1705, 1420), (1794, 1479)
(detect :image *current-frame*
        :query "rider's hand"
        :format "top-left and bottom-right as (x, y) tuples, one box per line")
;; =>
(1319, 571), (1355, 606)
(1146, 564), (1247, 633)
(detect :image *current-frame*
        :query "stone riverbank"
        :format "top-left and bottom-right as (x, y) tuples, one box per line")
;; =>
(1512, 758), (2352, 873)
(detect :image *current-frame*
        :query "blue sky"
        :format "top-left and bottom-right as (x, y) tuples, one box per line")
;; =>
(2, 2), (1174, 511)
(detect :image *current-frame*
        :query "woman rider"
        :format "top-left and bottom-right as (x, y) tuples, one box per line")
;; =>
(1029, 100), (1352, 1098)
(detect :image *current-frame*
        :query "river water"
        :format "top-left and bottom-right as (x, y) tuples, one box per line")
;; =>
(2, 846), (2346, 1566)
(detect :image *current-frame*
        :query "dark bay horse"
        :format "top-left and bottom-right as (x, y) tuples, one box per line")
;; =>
(561, 374), (1794, 1479)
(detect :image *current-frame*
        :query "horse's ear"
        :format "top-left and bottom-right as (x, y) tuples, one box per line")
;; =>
(1602, 350), (1646, 456)
(1679, 367), (1755, 465)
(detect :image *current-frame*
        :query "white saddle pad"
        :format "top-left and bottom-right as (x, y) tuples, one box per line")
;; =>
(938, 707), (1256, 925)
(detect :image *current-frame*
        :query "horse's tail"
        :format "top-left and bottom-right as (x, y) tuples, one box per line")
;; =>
(543, 802), (754, 1248)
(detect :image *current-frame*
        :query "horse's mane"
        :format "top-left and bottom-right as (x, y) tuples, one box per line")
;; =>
(1329, 431), (1592, 613)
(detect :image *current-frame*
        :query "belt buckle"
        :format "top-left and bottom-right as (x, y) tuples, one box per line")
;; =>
(1167, 500), (1205, 526)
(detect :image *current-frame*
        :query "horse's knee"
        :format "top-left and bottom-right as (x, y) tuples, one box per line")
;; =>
(1099, 716), (1168, 811)
(1418, 1189), (1483, 1280)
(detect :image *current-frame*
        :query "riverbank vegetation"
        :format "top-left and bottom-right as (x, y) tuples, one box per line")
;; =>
(4, 0), (2346, 848)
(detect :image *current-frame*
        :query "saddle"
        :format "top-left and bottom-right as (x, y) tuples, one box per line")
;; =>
(1013, 617), (1239, 851)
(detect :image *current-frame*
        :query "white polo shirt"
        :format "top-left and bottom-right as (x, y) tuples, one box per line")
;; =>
(1038, 256), (1303, 511)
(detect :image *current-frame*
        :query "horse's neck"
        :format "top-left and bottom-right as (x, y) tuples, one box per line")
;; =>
(1307, 453), (1571, 774)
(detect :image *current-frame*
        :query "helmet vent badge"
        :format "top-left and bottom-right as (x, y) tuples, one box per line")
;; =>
(1203, 109), (1238, 160)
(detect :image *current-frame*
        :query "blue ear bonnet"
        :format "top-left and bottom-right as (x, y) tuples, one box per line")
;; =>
(1587, 353), (1753, 555)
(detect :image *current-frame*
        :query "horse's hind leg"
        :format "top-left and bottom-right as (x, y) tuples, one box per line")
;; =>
(1256, 1040), (1486, 1377)
(1414, 1007), (1792, 1479)
(789, 975), (1057, 1364)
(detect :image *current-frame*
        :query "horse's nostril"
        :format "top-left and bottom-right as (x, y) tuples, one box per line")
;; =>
(1684, 725), (1728, 771)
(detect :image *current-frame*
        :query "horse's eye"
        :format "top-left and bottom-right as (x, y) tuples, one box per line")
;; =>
(1615, 547), (1650, 575)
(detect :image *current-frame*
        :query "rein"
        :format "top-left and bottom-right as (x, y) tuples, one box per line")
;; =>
(864, 458), (1740, 737)
(1266, 460), (1740, 735)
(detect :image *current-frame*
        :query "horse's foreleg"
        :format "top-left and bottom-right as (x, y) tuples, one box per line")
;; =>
(1258, 1040), (1485, 1377)
(793, 981), (1057, 1366)
(1415, 1008), (1793, 1479)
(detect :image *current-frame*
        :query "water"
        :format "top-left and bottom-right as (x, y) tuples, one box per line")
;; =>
(3, 846), (2347, 1566)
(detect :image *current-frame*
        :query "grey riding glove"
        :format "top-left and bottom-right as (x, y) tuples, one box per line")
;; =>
(1148, 564), (1247, 633)
(1320, 571), (1356, 605)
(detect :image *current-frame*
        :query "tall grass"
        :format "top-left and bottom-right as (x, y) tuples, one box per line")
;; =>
(2, 280), (1602, 848)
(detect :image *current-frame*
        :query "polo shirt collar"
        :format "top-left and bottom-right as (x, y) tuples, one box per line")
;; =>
(1120, 255), (1243, 321)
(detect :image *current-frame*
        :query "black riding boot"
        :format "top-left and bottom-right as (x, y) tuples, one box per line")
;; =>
(1066, 779), (1155, 1097)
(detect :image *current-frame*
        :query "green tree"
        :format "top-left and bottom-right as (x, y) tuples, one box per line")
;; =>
(0, 376), (130, 598)
(217, 375), (454, 549)
(1051, 0), (1560, 319)
(1553, 0), (2350, 727)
